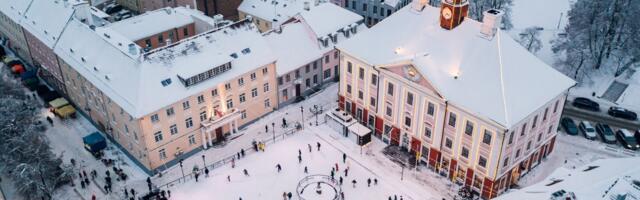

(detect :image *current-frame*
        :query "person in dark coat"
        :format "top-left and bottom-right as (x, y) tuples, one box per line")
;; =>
(205, 167), (210, 177)
(343, 153), (347, 163)
(287, 192), (292, 199)
(316, 142), (321, 151)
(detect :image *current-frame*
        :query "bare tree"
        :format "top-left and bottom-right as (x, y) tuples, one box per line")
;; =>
(517, 26), (543, 54)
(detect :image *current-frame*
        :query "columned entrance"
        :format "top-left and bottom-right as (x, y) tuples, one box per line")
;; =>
(200, 108), (241, 149)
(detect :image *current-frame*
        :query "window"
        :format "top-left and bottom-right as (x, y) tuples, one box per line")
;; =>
(305, 65), (310, 73)
(532, 116), (538, 129)
(264, 99), (271, 108)
(334, 51), (338, 59)
(445, 138), (452, 148)
(241, 110), (247, 119)
(170, 124), (178, 135)
(185, 117), (193, 128)
(461, 147), (469, 158)
(527, 141), (532, 150)
(351, 0), (356, 9)
(406, 92), (414, 105)
(158, 34), (164, 44)
(358, 67), (364, 79)
(239, 93), (246, 103)
(278, 77), (283, 85)
(159, 149), (167, 160)
(238, 78), (244, 86)
(503, 157), (509, 167)
(404, 116), (411, 127)
(537, 132), (543, 141)
(262, 67), (268, 75)
(347, 85), (352, 94)
(478, 156), (487, 167)
(154, 131), (163, 142)
(324, 55), (329, 63)
(285, 74), (291, 82)
(358, 91), (364, 100)
(183, 27), (189, 36)
(226, 99), (234, 109)
(386, 105), (392, 117)
(151, 114), (159, 123)
(371, 74), (377, 85)
(465, 121), (474, 136)
(225, 83), (231, 90)
(387, 83), (394, 96)
(313, 75), (318, 84)
(145, 39), (151, 48)
(200, 111), (207, 121)
(188, 135), (196, 145)
(197, 95), (205, 104)
(370, 97), (376, 107)
(362, 3), (367, 11)
(124, 125), (129, 133)
(483, 130), (492, 145)
(543, 108), (549, 121)
(508, 131), (514, 144)
(448, 112), (457, 127)
(250, 73), (256, 80)
(553, 100), (559, 113)
(313, 61), (318, 70)
(387, 9), (391, 16)
(427, 102), (435, 116)
(373, 5), (378, 13)
(424, 125), (432, 138)
(347, 62), (352, 73)
(324, 69), (331, 79)
(211, 89), (218, 96)
(306, 78), (311, 87)
(251, 88), (258, 97)
(548, 125), (553, 134)
(521, 123), (527, 136)
(380, 7), (384, 16)
(515, 149), (521, 158)
(263, 83), (270, 92)
(183, 101), (190, 110)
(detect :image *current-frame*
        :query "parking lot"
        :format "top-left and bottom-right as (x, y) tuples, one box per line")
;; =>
(560, 98), (640, 155)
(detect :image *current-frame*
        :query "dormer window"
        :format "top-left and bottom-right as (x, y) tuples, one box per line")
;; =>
(177, 62), (232, 87)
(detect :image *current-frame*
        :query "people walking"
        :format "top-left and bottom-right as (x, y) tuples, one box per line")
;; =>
(367, 178), (371, 187)
(276, 164), (282, 172)
(343, 153), (347, 163)
(205, 167), (210, 177)
(352, 179), (357, 188)
(335, 163), (339, 171)
(243, 169), (249, 176)
(298, 155), (302, 163)
(374, 178), (378, 185)
(317, 142), (321, 151)
(308, 144), (312, 152)
(241, 149), (245, 157)
(227, 175), (231, 182)
(344, 167), (349, 177)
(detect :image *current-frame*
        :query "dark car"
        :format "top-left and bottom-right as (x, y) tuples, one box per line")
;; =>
(572, 97), (600, 112)
(595, 123), (617, 144)
(608, 106), (637, 121)
(616, 129), (639, 150)
(105, 5), (123, 15)
(560, 118), (578, 135)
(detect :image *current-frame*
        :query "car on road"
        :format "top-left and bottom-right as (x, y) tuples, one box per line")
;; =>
(607, 106), (637, 121)
(572, 97), (600, 112)
(578, 121), (597, 140)
(615, 129), (639, 150)
(560, 118), (578, 135)
(595, 123), (617, 144)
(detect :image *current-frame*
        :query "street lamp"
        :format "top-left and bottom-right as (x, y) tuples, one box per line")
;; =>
(300, 106), (304, 129)
(179, 159), (185, 182)
(272, 122), (275, 142)
(201, 155), (206, 168)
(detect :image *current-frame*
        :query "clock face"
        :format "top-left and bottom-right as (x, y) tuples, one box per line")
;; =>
(442, 7), (452, 20)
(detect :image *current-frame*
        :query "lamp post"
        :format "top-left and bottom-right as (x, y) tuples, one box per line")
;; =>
(179, 159), (185, 182)
(272, 122), (275, 142)
(201, 155), (206, 168)
(300, 106), (304, 129)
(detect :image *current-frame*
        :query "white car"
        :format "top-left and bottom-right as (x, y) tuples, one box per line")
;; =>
(578, 121), (597, 140)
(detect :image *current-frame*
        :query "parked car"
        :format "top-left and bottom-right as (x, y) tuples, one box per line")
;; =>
(572, 97), (600, 112)
(578, 121), (597, 140)
(560, 118), (578, 135)
(615, 129), (639, 150)
(608, 106), (637, 121)
(595, 123), (617, 144)
(104, 4), (123, 15)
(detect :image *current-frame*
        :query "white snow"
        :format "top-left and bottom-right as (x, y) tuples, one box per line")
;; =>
(265, 23), (326, 76)
(19, 0), (82, 47)
(337, 4), (575, 128)
(238, 0), (326, 28)
(296, 3), (363, 38)
(0, 0), (32, 24)
(107, 7), (195, 41)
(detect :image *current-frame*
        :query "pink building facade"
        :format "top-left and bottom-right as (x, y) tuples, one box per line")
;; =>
(23, 30), (66, 94)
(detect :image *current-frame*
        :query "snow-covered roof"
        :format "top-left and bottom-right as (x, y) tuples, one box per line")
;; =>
(383, 0), (401, 7)
(296, 3), (363, 37)
(265, 3), (365, 76)
(496, 157), (640, 200)
(348, 122), (371, 136)
(55, 19), (275, 118)
(337, 5), (575, 128)
(238, 0), (326, 27)
(0, 0), (32, 23)
(19, 0), (82, 47)
(107, 7), (195, 41)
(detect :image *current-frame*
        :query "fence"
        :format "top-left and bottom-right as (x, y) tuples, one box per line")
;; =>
(296, 174), (342, 200)
(155, 125), (301, 189)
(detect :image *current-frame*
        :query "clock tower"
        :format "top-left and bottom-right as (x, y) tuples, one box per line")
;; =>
(440, 0), (469, 30)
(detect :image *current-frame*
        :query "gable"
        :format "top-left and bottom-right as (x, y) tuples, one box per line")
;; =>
(381, 64), (442, 98)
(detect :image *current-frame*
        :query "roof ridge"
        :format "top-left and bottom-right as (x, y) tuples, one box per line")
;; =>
(496, 30), (510, 126)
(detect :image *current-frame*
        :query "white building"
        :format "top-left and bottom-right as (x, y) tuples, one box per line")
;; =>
(238, 0), (329, 32)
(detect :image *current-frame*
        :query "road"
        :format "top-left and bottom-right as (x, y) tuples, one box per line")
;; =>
(563, 101), (640, 131)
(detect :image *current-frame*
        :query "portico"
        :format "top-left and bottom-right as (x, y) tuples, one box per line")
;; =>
(200, 108), (241, 149)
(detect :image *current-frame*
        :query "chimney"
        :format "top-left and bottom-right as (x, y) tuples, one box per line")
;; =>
(411, 0), (427, 11)
(304, 1), (310, 11)
(480, 9), (504, 38)
(128, 43), (137, 55)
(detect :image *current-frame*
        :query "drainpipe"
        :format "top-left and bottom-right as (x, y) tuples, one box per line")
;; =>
(491, 129), (508, 198)
(436, 100), (449, 173)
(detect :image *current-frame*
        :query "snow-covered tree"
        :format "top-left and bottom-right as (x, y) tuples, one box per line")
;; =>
(468, 0), (514, 30)
(0, 74), (72, 199)
(553, 0), (640, 80)
(517, 26), (543, 54)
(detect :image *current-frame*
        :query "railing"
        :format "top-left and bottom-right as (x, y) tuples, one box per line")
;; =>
(296, 174), (343, 200)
